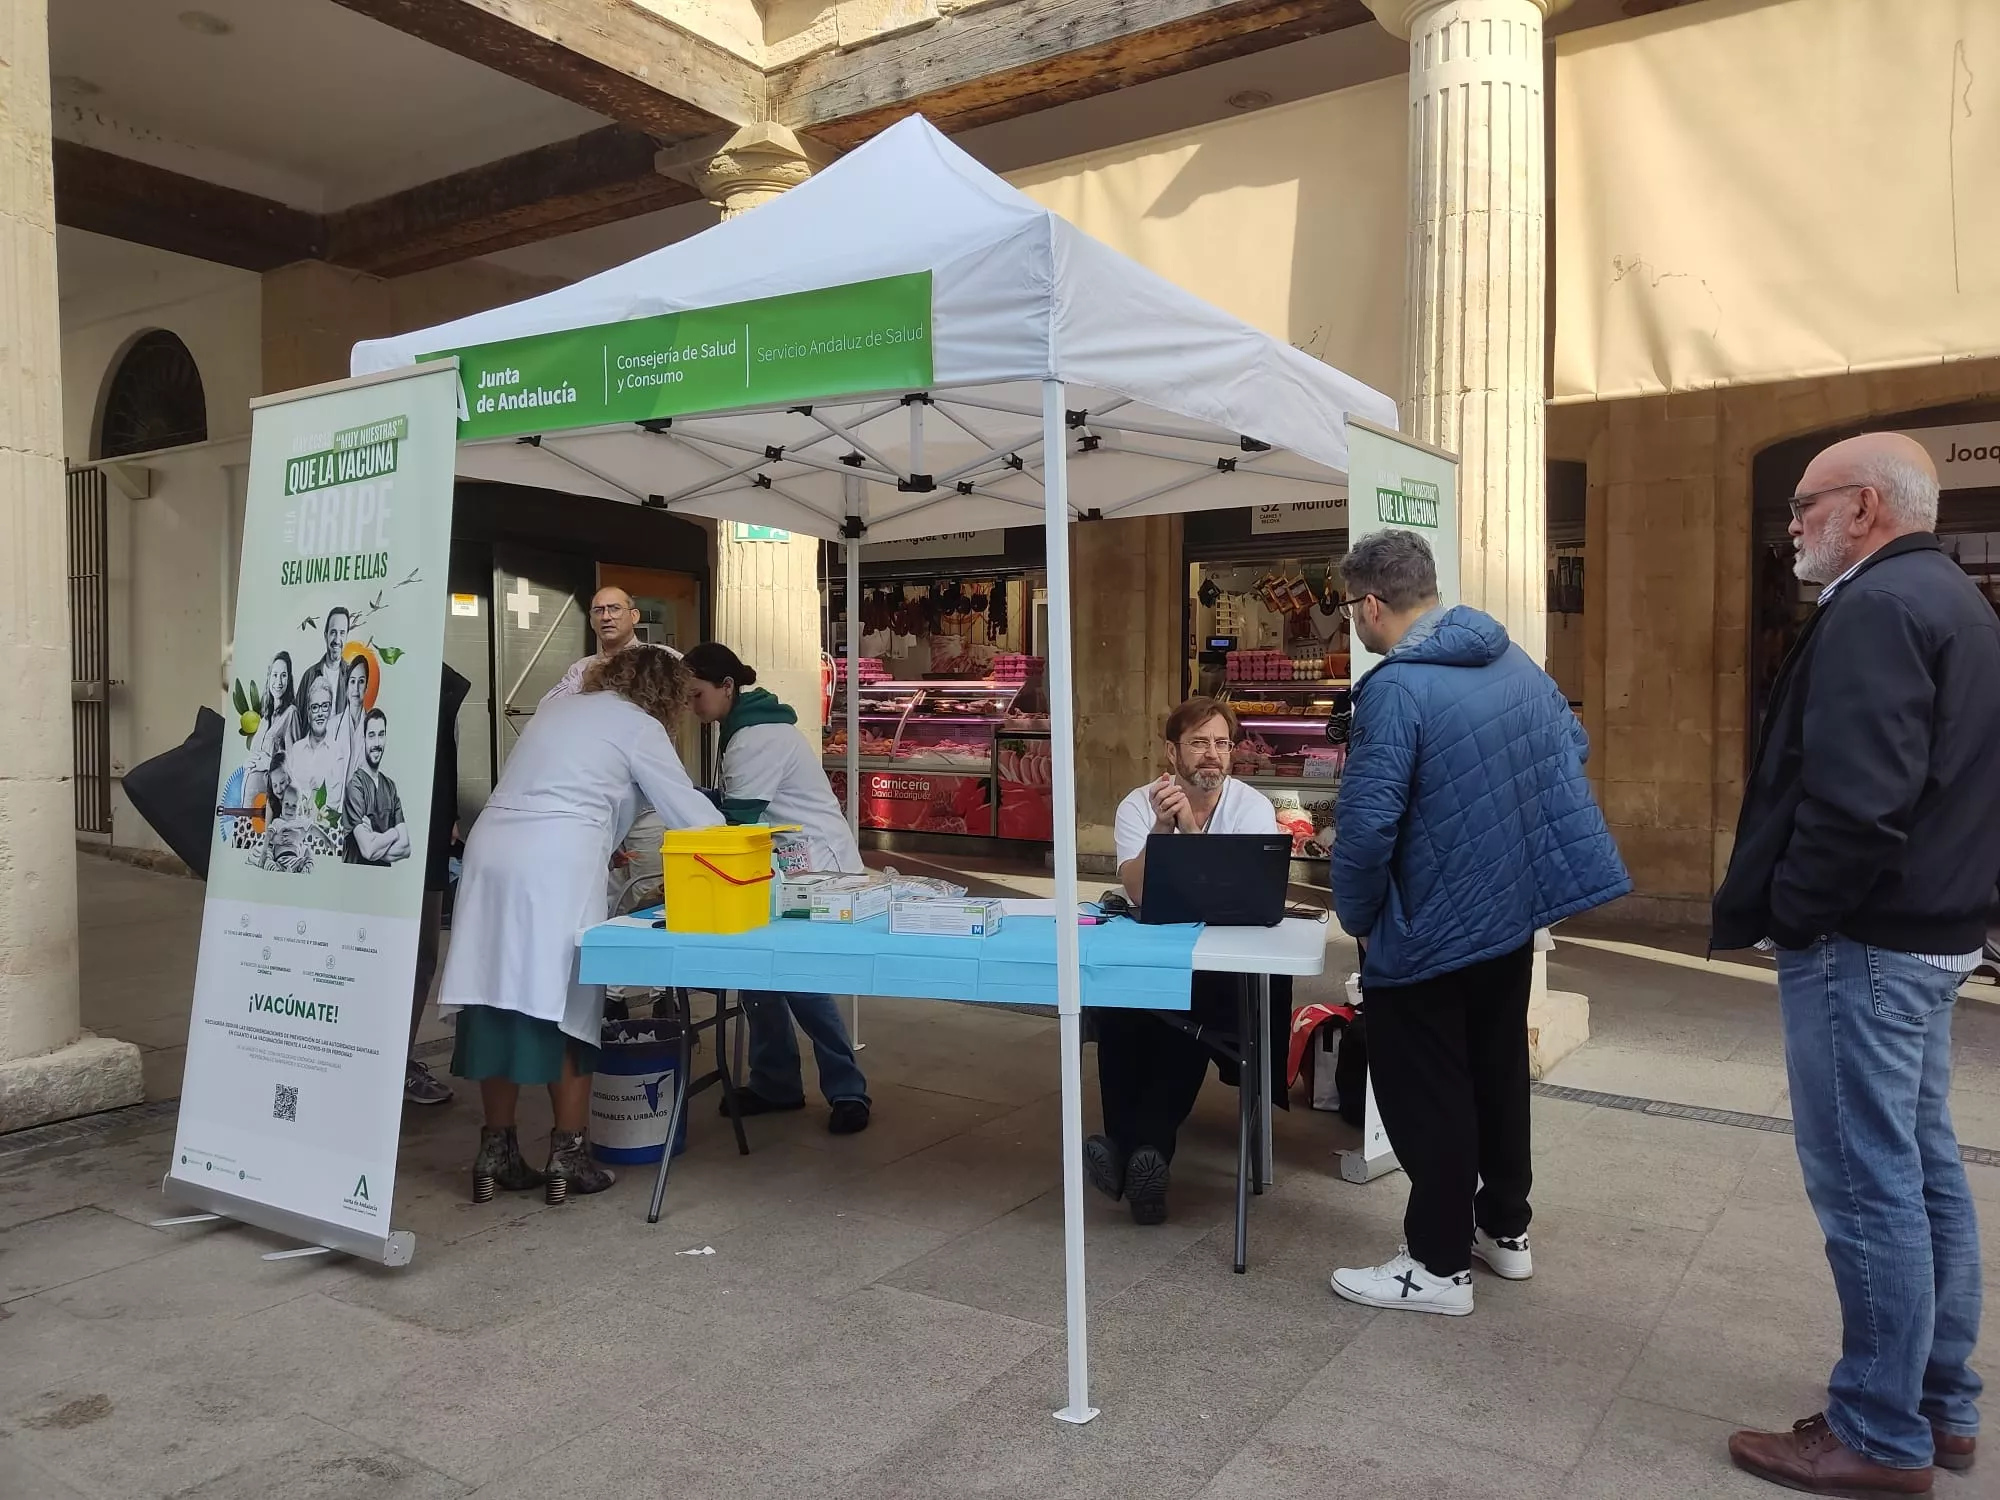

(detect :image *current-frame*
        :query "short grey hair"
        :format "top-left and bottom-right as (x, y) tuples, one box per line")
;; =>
(1850, 450), (1940, 530)
(1341, 529), (1440, 611)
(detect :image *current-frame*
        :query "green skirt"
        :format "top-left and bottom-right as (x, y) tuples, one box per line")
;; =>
(451, 1006), (602, 1086)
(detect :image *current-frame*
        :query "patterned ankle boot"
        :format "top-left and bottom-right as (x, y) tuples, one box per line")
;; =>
(544, 1129), (615, 1205)
(470, 1126), (545, 1202)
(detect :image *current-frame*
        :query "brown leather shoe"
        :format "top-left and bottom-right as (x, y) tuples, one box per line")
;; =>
(1931, 1423), (1975, 1473)
(1728, 1414), (1933, 1496)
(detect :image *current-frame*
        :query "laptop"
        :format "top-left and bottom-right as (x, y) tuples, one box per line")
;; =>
(1138, 833), (1292, 927)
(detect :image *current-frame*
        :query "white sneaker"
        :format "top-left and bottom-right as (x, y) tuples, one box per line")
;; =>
(1329, 1248), (1473, 1316)
(1472, 1229), (1533, 1281)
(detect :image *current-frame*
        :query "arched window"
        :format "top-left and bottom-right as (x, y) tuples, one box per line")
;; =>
(96, 330), (207, 459)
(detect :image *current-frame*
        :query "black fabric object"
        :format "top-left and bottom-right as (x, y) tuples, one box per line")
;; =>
(1091, 972), (1290, 1164)
(426, 665), (470, 894)
(1363, 942), (1534, 1278)
(1332, 1008), (1368, 1128)
(120, 706), (226, 879)
(1713, 534), (2000, 954)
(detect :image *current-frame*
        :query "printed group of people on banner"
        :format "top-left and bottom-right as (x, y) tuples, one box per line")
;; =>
(235, 606), (411, 874)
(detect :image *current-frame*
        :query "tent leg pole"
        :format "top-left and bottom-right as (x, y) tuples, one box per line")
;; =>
(844, 503), (864, 1050)
(1042, 378), (1098, 1428)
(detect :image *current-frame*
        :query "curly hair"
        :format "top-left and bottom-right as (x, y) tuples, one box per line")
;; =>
(581, 645), (691, 727)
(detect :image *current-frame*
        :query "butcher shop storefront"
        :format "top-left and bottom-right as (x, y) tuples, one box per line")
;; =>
(821, 528), (1053, 857)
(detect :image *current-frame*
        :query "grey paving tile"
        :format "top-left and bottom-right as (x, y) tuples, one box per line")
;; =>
(1545, 1045), (1788, 1115)
(794, 1130), (1061, 1234)
(1197, 1413), (1568, 1499)
(654, 1204), (954, 1304)
(0, 1437), (94, 1500)
(32, 1222), (351, 1369)
(185, 1293), (449, 1415)
(880, 1186), (1219, 1328)
(0, 1207), (174, 1302)
(2, 1358), (309, 1499)
(1469, 1208), (1705, 1332)
(0, 1131), (181, 1233)
(836, 1268), (1345, 1500)
(464, 1419), (798, 1500)
(1560, 1397), (1790, 1500)
(781, 1081), (1014, 1166)
(0, 1300), (143, 1415)
(169, 1416), (467, 1499)
(318, 1292), (685, 1486)
(1531, 1112), (1759, 1233)
(654, 1284), (1054, 1480)
(1295, 1298), (1648, 1471)
(1621, 1202), (1843, 1432)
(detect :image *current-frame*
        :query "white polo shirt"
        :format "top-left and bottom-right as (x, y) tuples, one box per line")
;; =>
(1113, 776), (1282, 867)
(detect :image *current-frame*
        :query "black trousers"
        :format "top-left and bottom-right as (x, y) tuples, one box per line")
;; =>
(1364, 943), (1534, 1277)
(1092, 973), (1290, 1163)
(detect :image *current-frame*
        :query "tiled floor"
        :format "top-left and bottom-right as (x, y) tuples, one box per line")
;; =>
(2, 854), (1993, 1498)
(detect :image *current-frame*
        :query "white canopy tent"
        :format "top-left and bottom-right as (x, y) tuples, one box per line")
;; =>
(354, 115), (1397, 1423)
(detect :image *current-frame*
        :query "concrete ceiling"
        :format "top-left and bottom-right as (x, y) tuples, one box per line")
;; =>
(48, 0), (610, 211)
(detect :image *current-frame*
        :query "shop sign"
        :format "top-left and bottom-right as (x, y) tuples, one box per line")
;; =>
(862, 529), (1005, 561)
(428, 273), (934, 441)
(1904, 422), (2000, 490)
(731, 524), (793, 542)
(1250, 496), (1348, 534)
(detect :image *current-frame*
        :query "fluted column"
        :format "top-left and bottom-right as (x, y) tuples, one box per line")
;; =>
(1373, 0), (1567, 662)
(1372, 0), (1587, 1073)
(0, 0), (143, 1126)
(672, 124), (836, 721)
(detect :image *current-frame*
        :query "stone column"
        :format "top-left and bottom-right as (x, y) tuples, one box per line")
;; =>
(0, 0), (144, 1127)
(1370, 0), (1587, 1073)
(671, 124), (838, 724)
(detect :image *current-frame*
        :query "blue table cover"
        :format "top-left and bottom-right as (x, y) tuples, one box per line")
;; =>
(577, 909), (1203, 1010)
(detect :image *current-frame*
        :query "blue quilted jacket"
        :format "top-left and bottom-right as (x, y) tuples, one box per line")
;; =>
(1333, 606), (1629, 988)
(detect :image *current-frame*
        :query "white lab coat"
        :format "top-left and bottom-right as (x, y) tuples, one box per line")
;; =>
(439, 691), (721, 1043)
(722, 721), (862, 874)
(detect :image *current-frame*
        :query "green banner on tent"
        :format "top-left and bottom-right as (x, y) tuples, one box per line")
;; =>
(426, 273), (934, 440)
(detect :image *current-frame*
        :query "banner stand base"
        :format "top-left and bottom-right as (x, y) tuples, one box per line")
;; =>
(1337, 1146), (1402, 1184)
(161, 1175), (417, 1267)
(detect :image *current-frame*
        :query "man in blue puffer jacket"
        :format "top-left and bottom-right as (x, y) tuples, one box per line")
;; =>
(1327, 529), (1628, 1318)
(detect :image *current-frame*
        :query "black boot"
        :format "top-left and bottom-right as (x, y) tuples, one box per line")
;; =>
(470, 1126), (545, 1202)
(544, 1129), (615, 1205)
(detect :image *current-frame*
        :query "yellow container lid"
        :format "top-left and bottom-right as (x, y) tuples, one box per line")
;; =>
(661, 824), (800, 855)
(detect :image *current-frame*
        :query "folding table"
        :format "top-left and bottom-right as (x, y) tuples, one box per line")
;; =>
(576, 906), (1327, 1269)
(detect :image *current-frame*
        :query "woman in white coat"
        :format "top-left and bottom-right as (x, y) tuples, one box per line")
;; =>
(683, 643), (871, 1134)
(441, 647), (720, 1202)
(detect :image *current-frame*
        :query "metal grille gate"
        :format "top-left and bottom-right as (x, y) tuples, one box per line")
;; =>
(66, 466), (112, 834)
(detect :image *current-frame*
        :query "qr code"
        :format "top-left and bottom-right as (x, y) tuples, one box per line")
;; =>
(273, 1083), (298, 1122)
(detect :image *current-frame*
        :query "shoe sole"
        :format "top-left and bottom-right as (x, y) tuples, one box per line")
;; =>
(1934, 1453), (1973, 1473)
(1328, 1278), (1473, 1316)
(1124, 1149), (1169, 1225)
(1728, 1456), (1933, 1498)
(1471, 1245), (1533, 1281)
(1083, 1138), (1124, 1200)
(405, 1093), (452, 1107)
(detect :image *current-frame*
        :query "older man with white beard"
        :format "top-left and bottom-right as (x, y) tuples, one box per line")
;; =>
(1715, 432), (2000, 1496)
(1081, 698), (1290, 1226)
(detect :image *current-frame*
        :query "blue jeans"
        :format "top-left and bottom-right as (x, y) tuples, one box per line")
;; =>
(742, 992), (869, 1107)
(1777, 936), (1983, 1467)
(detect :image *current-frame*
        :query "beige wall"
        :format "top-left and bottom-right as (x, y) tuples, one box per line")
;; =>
(1069, 514), (1183, 859)
(261, 259), (567, 394)
(1552, 353), (2000, 918)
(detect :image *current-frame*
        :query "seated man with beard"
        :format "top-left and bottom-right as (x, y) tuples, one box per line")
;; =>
(1083, 698), (1292, 1225)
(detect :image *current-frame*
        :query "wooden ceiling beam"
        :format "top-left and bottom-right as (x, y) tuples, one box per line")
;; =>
(770, 0), (1374, 147)
(52, 141), (322, 272)
(325, 0), (763, 137)
(325, 125), (701, 277)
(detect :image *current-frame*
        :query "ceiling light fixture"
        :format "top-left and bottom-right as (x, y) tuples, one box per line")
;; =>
(178, 10), (234, 35)
(1226, 89), (1274, 112)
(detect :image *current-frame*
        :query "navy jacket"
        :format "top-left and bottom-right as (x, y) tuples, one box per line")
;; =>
(1333, 606), (1630, 987)
(1712, 534), (2000, 954)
